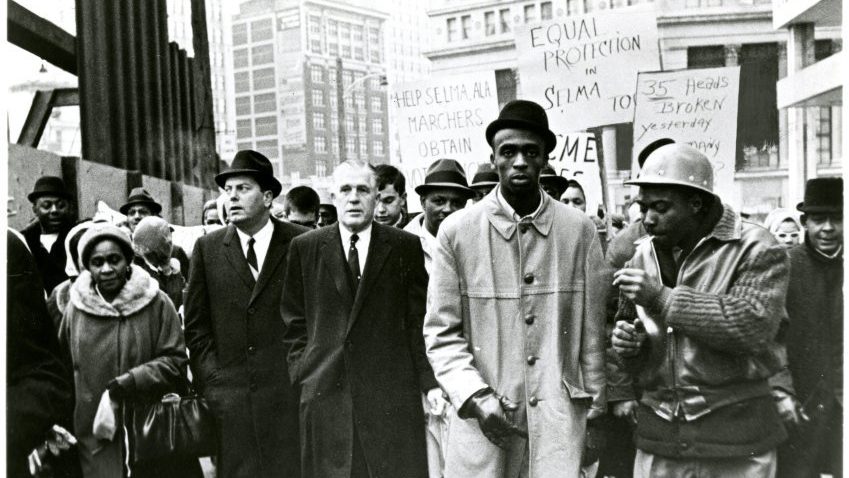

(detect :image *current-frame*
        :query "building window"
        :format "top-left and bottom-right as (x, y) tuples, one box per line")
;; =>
(255, 139), (278, 159)
(236, 96), (251, 116)
(309, 16), (321, 34)
(310, 39), (322, 53)
(370, 96), (382, 113)
(233, 23), (247, 45)
(817, 107), (834, 166)
(346, 116), (355, 133)
(353, 25), (364, 42)
(330, 116), (338, 131)
(328, 20), (338, 37)
(359, 116), (368, 133)
(499, 9), (511, 33)
(461, 15), (472, 40)
(330, 95), (338, 111)
(524, 4), (536, 23)
(314, 136), (327, 153)
(341, 44), (352, 58)
(236, 119), (252, 138)
(373, 140), (384, 156)
(346, 138), (356, 154)
(253, 68), (275, 90)
(253, 93), (276, 113)
(541, 2), (553, 20)
(312, 89), (324, 107)
(355, 93), (366, 111)
(354, 47), (364, 61)
(237, 141), (252, 151)
(251, 44), (273, 65)
(567, 0), (581, 15)
(313, 112), (326, 130)
(329, 42), (338, 56)
(254, 116), (277, 136)
(233, 48), (248, 68)
(310, 65), (323, 83)
(372, 118), (383, 134)
(332, 137), (339, 154)
(447, 18), (457, 42)
(316, 161), (327, 177)
(485, 11), (496, 35)
(250, 19), (272, 42)
(235, 71), (250, 93)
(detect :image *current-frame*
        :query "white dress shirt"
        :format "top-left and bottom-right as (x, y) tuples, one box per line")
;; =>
(236, 219), (274, 279)
(339, 223), (371, 275)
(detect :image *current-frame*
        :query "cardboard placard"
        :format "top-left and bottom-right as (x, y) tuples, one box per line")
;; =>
(547, 132), (603, 216)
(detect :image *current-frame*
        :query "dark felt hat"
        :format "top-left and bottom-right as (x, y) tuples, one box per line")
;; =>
(485, 100), (557, 155)
(470, 163), (499, 189)
(120, 188), (163, 215)
(28, 176), (72, 203)
(797, 177), (842, 214)
(539, 166), (569, 196)
(215, 149), (282, 197)
(414, 159), (475, 198)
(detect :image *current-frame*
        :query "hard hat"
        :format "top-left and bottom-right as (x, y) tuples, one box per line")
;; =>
(626, 144), (714, 195)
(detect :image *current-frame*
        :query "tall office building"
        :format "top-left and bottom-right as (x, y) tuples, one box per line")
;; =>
(233, 0), (390, 180)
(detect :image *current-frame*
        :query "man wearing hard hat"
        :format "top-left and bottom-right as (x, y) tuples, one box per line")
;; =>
(611, 143), (789, 477)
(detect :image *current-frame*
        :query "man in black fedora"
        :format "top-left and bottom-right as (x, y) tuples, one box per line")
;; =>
(424, 100), (608, 476)
(184, 150), (309, 478)
(20, 176), (76, 293)
(776, 177), (843, 478)
(469, 163), (499, 203)
(404, 158), (475, 273)
(119, 187), (191, 276)
(539, 165), (569, 200)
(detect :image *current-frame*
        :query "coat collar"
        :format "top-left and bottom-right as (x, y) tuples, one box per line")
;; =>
(70, 264), (159, 317)
(483, 185), (554, 240)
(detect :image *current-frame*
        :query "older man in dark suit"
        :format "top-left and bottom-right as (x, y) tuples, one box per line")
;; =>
(184, 150), (308, 478)
(281, 159), (439, 478)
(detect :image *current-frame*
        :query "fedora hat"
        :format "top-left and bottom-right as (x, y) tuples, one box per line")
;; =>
(797, 177), (842, 214)
(485, 100), (557, 155)
(28, 176), (72, 203)
(539, 166), (569, 196)
(470, 163), (499, 189)
(120, 188), (163, 215)
(414, 159), (475, 198)
(215, 150), (282, 197)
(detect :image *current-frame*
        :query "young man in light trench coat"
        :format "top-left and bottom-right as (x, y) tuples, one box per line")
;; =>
(424, 100), (609, 477)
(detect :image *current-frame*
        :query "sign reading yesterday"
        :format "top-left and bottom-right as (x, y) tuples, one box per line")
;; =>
(389, 72), (500, 210)
(632, 66), (740, 204)
(515, 6), (660, 132)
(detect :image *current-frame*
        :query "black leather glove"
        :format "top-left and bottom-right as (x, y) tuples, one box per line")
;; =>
(464, 388), (528, 448)
(582, 417), (606, 466)
(106, 373), (135, 401)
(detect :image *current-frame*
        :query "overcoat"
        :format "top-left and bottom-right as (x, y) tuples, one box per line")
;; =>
(184, 219), (308, 478)
(281, 223), (437, 478)
(22, 220), (71, 293)
(424, 189), (609, 478)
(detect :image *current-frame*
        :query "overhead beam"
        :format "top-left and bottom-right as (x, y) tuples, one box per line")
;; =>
(7, 0), (78, 75)
(17, 88), (80, 147)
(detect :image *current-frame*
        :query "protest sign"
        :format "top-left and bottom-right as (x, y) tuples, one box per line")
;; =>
(632, 66), (740, 205)
(389, 72), (500, 211)
(548, 132), (603, 216)
(515, 6), (660, 133)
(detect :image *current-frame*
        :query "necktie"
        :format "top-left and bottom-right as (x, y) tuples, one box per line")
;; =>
(348, 234), (361, 290)
(247, 237), (258, 273)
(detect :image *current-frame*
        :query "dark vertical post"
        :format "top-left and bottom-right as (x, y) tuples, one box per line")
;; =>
(179, 50), (194, 184)
(157, 0), (176, 181)
(170, 42), (185, 183)
(191, 0), (218, 189)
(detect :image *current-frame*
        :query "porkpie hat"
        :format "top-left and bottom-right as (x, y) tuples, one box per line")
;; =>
(414, 159), (475, 198)
(215, 149), (282, 198)
(120, 188), (163, 215)
(469, 163), (499, 190)
(28, 176), (73, 203)
(485, 100), (557, 155)
(539, 166), (569, 197)
(797, 177), (842, 214)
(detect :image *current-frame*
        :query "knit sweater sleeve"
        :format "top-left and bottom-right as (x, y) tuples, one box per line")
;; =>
(664, 246), (789, 355)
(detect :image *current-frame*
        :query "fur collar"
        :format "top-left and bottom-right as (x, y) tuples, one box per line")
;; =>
(70, 264), (160, 317)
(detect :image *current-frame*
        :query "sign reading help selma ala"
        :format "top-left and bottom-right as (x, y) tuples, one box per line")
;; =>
(389, 72), (500, 210)
(515, 6), (660, 132)
(632, 66), (740, 206)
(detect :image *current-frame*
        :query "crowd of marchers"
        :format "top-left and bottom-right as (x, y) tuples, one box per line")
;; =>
(8, 99), (842, 478)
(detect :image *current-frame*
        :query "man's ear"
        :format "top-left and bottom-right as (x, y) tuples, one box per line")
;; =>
(490, 153), (495, 165)
(400, 192), (407, 207)
(688, 194), (704, 215)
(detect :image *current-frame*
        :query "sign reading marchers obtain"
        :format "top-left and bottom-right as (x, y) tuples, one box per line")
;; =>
(515, 6), (660, 132)
(632, 66), (740, 205)
(548, 132), (603, 216)
(389, 72), (500, 210)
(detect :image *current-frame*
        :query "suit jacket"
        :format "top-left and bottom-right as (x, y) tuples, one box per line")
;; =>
(184, 218), (308, 478)
(281, 223), (437, 478)
(21, 221), (71, 294)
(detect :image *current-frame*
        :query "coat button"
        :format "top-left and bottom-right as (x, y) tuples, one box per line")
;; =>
(527, 355), (537, 365)
(519, 224), (529, 234)
(524, 315), (535, 325)
(523, 273), (534, 284)
(250, 383), (258, 392)
(247, 346), (256, 355)
(528, 396), (538, 406)
(680, 441), (689, 450)
(248, 307), (256, 315)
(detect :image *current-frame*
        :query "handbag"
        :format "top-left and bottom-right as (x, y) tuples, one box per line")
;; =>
(123, 392), (217, 463)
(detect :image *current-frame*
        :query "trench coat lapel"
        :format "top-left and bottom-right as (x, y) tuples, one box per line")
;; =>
(249, 219), (290, 305)
(222, 225), (256, 290)
(347, 224), (392, 334)
(320, 227), (354, 308)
